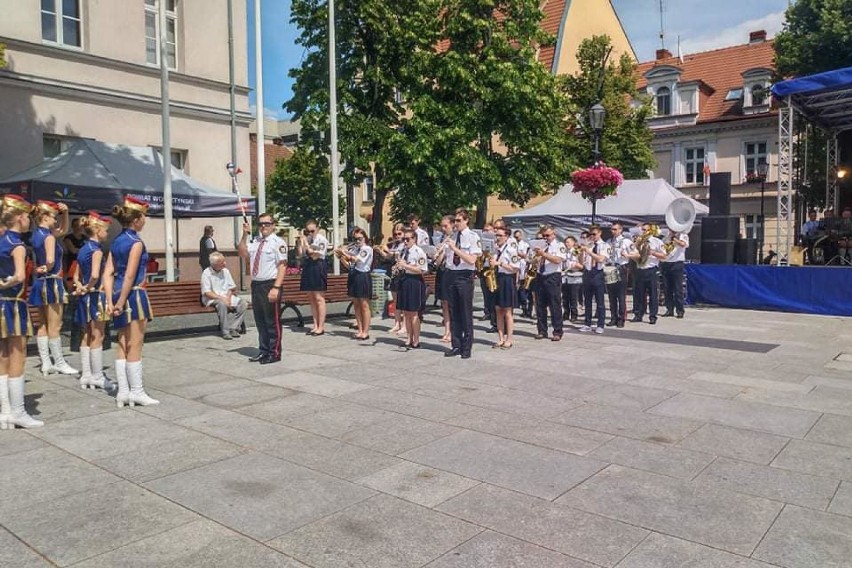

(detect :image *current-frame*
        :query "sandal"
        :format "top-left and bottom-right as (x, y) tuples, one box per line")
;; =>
(492, 341), (505, 349)
(501, 343), (513, 350)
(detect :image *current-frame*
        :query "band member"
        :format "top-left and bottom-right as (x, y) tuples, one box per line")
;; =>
(433, 215), (454, 342)
(444, 208), (481, 359)
(562, 236), (583, 322)
(533, 225), (567, 341)
(0, 195), (42, 428)
(30, 200), (78, 376)
(73, 212), (112, 390)
(338, 227), (373, 340)
(297, 219), (329, 336)
(579, 225), (611, 334)
(607, 222), (633, 327)
(238, 213), (288, 364)
(492, 227), (521, 349)
(408, 214), (431, 246)
(377, 223), (407, 335)
(104, 197), (157, 406)
(396, 229), (428, 348)
(661, 229), (689, 318)
(629, 223), (666, 324)
(513, 231), (532, 317)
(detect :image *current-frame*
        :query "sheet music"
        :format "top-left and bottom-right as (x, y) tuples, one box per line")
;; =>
(480, 233), (496, 253)
(529, 239), (547, 252)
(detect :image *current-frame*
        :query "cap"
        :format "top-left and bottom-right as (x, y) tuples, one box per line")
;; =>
(2, 194), (34, 214)
(86, 210), (112, 228)
(35, 200), (61, 215)
(123, 196), (149, 214)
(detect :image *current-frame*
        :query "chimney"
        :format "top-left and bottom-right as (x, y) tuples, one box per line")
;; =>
(656, 48), (672, 61)
(749, 30), (767, 44)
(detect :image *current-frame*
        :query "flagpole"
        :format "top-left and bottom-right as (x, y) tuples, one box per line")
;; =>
(159, 0), (175, 282)
(254, 0), (266, 214)
(328, 0), (341, 275)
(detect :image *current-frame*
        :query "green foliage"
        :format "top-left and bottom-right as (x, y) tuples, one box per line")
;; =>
(775, 0), (852, 78)
(0, 43), (5, 68)
(266, 145), (333, 229)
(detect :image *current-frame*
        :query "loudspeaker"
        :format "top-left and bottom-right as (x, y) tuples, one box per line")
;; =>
(709, 172), (732, 216)
(701, 239), (736, 264)
(735, 238), (757, 265)
(701, 215), (740, 241)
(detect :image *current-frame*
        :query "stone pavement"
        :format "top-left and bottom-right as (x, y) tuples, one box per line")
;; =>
(3, 306), (852, 567)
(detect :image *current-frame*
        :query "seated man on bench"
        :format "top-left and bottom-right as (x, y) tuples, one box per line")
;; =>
(201, 252), (247, 340)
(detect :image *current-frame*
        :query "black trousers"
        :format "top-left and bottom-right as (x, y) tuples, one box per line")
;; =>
(633, 267), (659, 320)
(251, 280), (281, 358)
(661, 261), (685, 315)
(606, 265), (629, 324)
(536, 273), (563, 335)
(480, 277), (496, 326)
(447, 270), (475, 355)
(583, 269), (606, 328)
(562, 282), (581, 319)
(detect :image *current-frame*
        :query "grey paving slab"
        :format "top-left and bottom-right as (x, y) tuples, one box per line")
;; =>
(0, 446), (121, 515)
(737, 385), (852, 417)
(648, 393), (821, 438)
(550, 404), (703, 444)
(144, 452), (375, 541)
(0, 430), (47, 457)
(174, 408), (305, 451)
(308, 362), (410, 383)
(695, 456), (839, 510)
(424, 530), (595, 568)
(772, 439), (852, 481)
(589, 436), (715, 479)
(805, 413), (852, 448)
(556, 465), (782, 556)
(161, 377), (258, 400)
(280, 402), (398, 438)
(195, 384), (296, 409)
(238, 391), (346, 422)
(436, 483), (648, 567)
(340, 386), (476, 421)
(453, 385), (580, 418)
(580, 383), (676, 411)
(402, 430), (606, 500)
(356, 461), (480, 507)
(687, 371), (812, 393)
(132, 390), (219, 421)
(677, 423), (790, 465)
(0, 526), (52, 568)
(340, 414), (459, 455)
(617, 531), (777, 568)
(376, 374), (506, 401)
(0, 481), (198, 567)
(268, 494), (482, 568)
(505, 373), (612, 399)
(630, 374), (745, 398)
(829, 481), (852, 517)
(26, 386), (117, 423)
(254, 370), (373, 397)
(72, 520), (308, 568)
(753, 505), (852, 568)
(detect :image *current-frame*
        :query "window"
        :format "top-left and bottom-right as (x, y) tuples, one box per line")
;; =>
(745, 142), (767, 176)
(43, 135), (76, 159)
(751, 84), (766, 106)
(41, 0), (82, 47)
(684, 147), (705, 185)
(362, 176), (375, 202)
(725, 88), (743, 101)
(145, 0), (178, 69)
(656, 86), (671, 116)
(151, 146), (186, 170)
(743, 214), (761, 240)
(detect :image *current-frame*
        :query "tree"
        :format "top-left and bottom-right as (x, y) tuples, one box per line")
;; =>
(0, 43), (5, 68)
(775, 0), (852, 78)
(266, 145), (333, 230)
(561, 36), (655, 180)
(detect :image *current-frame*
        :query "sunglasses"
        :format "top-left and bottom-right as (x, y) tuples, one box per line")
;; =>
(453, 218), (463, 222)
(258, 222), (273, 227)
(394, 232), (403, 236)
(307, 229), (316, 233)
(403, 237), (413, 241)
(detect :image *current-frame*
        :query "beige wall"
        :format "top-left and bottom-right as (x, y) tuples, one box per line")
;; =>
(554, 0), (636, 75)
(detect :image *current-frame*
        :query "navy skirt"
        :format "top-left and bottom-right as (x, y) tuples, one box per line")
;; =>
(397, 274), (425, 312)
(434, 268), (449, 301)
(74, 291), (110, 325)
(495, 273), (518, 309)
(347, 270), (372, 299)
(112, 287), (153, 329)
(0, 296), (32, 338)
(300, 259), (328, 292)
(29, 275), (67, 306)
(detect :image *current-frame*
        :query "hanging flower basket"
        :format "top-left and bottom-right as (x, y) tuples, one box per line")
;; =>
(570, 162), (624, 201)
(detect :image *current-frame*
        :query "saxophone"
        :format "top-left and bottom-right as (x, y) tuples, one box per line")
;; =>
(482, 251), (498, 293)
(635, 225), (659, 266)
(663, 233), (678, 256)
(522, 252), (539, 290)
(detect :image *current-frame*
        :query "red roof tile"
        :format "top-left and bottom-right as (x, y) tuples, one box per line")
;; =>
(249, 134), (293, 189)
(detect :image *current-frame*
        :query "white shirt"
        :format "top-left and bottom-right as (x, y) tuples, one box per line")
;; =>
(414, 227), (430, 247)
(609, 235), (633, 266)
(516, 240), (530, 256)
(351, 243), (373, 272)
(304, 234), (329, 259)
(664, 233), (690, 263)
(445, 228), (482, 271)
(247, 234), (288, 281)
(402, 244), (429, 273)
(201, 266), (240, 307)
(586, 239), (612, 270)
(638, 236), (664, 269)
(537, 239), (568, 275)
(493, 243), (521, 274)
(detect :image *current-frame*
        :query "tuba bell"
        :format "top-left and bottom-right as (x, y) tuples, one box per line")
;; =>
(665, 197), (696, 234)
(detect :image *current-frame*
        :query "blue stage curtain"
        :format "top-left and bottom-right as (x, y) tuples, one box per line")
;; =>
(686, 264), (852, 317)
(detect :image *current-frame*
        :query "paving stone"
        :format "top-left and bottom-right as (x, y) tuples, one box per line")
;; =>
(629, 375), (745, 398)
(377, 374), (505, 401)
(238, 391), (346, 423)
(175, 408), (305, 450)
(72, 520), (308, 568)
(687, 371), (812, 393)
(695, 457), (839, 509)
(649, 393), (820, 438)
(402, 430), (606, 500)
(0, 481), (198, 567)
(772, 439), (852, 481)
(805, 413), (852, 448)
(25, 386), (117, 423)
(133, 390), (219, 421)
(737, 385), (852, 417)
(453, 385), (580, 418)
(589, 436), (715, 479)
(162, 377), (258, 400)
(580, 384), (676, 411)
(424, 530), (595, 568)
(677, 423), (790, 465)
(144, 452), (374, 541)
(618, 532), (777, 568)
(829, 481), (852, 517)
(196, 384), (296, 409)
(550, 404), (703, 444)
(436, 483), (648, 567)
(557, 465), (782, 556)
(341, 414), (459, 455)
(506, 374), (612, 399)
(753, 505), (852, 568)
(0, 526), (52, 568)
(268, 494), (482, 568)
(0, 430), (47, 457)
(340, 386), (475, 421)
(281, 403), (397, 438)
(255, 370), (372, 397)
(356, 461), (480, 507)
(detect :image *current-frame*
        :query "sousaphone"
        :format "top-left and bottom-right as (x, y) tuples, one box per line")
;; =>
(665, 197), (697, 234)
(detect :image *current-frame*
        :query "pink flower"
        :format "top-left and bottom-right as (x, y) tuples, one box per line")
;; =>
(570, 163), (624, 202)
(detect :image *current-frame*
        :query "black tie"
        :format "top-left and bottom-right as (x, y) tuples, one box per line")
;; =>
(453, 232), (461, 266)
(403, 248), (410, 262)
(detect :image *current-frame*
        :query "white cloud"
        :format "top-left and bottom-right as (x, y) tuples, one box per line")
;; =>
(248, 103), (284, 120)
(681, 11), (785, 55)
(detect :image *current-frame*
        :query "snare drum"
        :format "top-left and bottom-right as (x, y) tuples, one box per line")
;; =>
(603, 265), (621, 284)
(564, 271), (583, 285)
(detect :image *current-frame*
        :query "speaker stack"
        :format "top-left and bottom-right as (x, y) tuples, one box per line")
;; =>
(701, 173), (739, 264)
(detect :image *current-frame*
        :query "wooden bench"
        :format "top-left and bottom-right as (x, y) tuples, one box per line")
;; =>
(146, 281), (213, 317)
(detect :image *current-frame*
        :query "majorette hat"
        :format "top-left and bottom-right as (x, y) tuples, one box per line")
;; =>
(122, 196), (149, 214)
(35, 200), (62, 215)
(2, 194), (33, 214)
(86, 210), (112, 228)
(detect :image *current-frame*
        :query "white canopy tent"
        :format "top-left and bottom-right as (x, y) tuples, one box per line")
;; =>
(503, 178), (709, 238)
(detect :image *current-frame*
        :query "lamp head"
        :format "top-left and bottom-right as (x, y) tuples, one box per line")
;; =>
(757, 160), (769, 178)
(589, 103), (606, 131)
(838, 167), (848, 180)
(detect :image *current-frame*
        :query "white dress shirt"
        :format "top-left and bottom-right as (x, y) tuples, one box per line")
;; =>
(445, 228), (482, 271)
(664, 233), (690, 263)
(352, 244), (373, 272)
(247, 234), (288, 281)
(609, 235), (634, 266)
(201, 266), (240, 307)
(539, 239), (568, 275)
(638, 236), (664, 269)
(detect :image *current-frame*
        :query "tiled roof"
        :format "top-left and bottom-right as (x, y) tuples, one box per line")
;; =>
(637, 40), (776, 125)
(249, 134), (293, 188)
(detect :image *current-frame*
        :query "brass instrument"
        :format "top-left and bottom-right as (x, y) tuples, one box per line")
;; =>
(522, 252), (539, 290)
(663, 234), (678, 256)
(482, 251), (498, 293)
(635, 224), (659, 266)
(475, 250), (489, 274)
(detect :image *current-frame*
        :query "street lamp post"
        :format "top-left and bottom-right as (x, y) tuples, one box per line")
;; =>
(757, 160), (769, 262)
(589, 103), (606, 224)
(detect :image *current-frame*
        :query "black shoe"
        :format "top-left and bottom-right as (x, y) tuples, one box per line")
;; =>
(487, 326), (497, 333)
(461, 352), (472, 359)
(676, 313), (684, 319)
(534, 333), (548, 340)
(617, 320), (625, 328)
(444, 348), (461, 357)
(661, 311), (674, 318)
(248, 353), (266, 362)
(606, 320), (618, 327)
(630, 316), (642, 323)
(259, 355), (281, 364)
(649, 318), (657, 325)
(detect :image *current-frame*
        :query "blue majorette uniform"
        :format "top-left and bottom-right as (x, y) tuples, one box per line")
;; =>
(110, 228), (153, 329)
(29, 203), (67, 307)
(0, 229), (32, 339)
(74, 238), (110, 326)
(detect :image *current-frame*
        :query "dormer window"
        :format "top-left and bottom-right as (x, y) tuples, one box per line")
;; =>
(742, 68), (771, 113)
(725, 88), (743, 101)
(656, 87), (671, 116)
(751, 84), (766, 106)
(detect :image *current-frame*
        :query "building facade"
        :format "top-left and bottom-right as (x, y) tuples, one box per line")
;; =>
(0, 0), (251, 281)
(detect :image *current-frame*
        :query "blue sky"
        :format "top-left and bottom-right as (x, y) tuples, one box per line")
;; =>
(247, 0), (789, 120)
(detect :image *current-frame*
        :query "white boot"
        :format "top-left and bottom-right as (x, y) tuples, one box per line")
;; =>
(78, 346), (93, 389)
(7, 377), (43, 428)
(88, 347), (106, 389)
(127, 361), (159, 406)
(37, 335), (55, 375)
(115, 359), (130, 408)
(48, 337), (79, 375)
(0, 375), (10, 430)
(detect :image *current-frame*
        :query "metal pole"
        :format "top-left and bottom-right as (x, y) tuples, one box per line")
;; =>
(328, 0), (341, 274)
(759, 180), (765, 262)
(159, 0), (175, 282)
(254, 0), (266, 214)
(227, 0), (244, 289)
